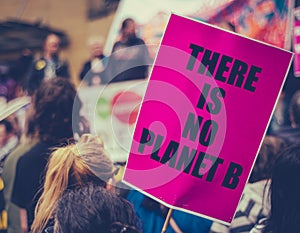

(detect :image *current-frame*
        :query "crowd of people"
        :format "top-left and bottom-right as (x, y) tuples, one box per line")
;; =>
(1, 16), (300, 233)
(0, 17), (151, 102)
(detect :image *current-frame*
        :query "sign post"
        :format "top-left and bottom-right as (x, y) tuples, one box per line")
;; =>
(161, 208), (173, 233)
(123, 14), (293, 224)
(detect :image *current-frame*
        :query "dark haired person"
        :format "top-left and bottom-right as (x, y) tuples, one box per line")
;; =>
(53, 183), (140, 233)
(272, 90), (300, 144)
(250, 144), (300, 233)
(104, 18), (151, 83)
(11, 78), (81, 233)
(210, 136), (286, 233)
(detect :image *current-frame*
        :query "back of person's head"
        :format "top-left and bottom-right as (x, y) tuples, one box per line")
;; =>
(249, 135), (286, 183)
(263, 144), (300, 233)
(32, 134), (114, 233)
(31, 77), (79, 143)
(54, 183), (140, 233)
(289, 90), (300, 127)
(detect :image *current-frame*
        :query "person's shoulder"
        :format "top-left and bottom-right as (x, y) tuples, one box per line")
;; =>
(113, 40), (122, 45)
(56, 58), (69, 69)
(32, 57), (47, 71)
(17, 142), (50, 162)
(135, 37), (146, 45)
(3, 140), (37, 167)
(113, 41), (123, 48)
(82, 60), (92, 67)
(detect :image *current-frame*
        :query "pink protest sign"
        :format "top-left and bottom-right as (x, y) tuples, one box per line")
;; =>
(123, 14), (293, 224)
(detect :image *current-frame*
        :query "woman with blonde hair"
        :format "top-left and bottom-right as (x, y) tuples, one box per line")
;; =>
(31, 134), (114, 233)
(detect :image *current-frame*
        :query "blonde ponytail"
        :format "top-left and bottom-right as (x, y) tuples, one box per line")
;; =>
(31, 146), (76, 233)
(31, 134), (114, 233)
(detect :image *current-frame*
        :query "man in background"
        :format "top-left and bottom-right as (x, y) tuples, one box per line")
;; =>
(104, 18), (151, 83)
(24, 34), (70, 95)
(272, 90), (300, 144)
(79, 36), (107, 86)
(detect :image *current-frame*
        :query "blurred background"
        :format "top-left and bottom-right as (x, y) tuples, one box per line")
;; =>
(0, 0), (297, 161)
(0, 0), (119, 86)
(1, 0), (294, 86)
(1, 2), (300, 233)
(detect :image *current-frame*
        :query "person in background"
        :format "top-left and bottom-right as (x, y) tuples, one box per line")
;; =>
(0, 119), (19, 172)
(268, 65), (300, 135)
(2, 112), (38, 233)
(0, 117), (20, 233)
(24, 34), (70, 95)
(250, 144), (300, 233)
(0, 176), (6, 233)
(210, 135), (286, 233)
(248, 136), (286, 183)
(272, 90), (300, 144)
(126, 191), (212, 233)
(11, 78), (78, 233)
(79, 36), (107, 86)
(53, 183), (140, 233)
(104, 18), (151, 83)
(0, 63), (18, 101)
(10, 49), (34, 97)
(31, 134), (114, 233)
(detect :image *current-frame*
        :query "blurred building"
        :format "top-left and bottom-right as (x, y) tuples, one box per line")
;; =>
(0, 0), (117, 85)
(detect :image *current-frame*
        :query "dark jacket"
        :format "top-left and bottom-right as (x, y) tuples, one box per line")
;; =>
(25, 56), (70, 95)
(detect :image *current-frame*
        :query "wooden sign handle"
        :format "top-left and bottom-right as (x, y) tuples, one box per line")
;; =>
(161, 208), (173, 233)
